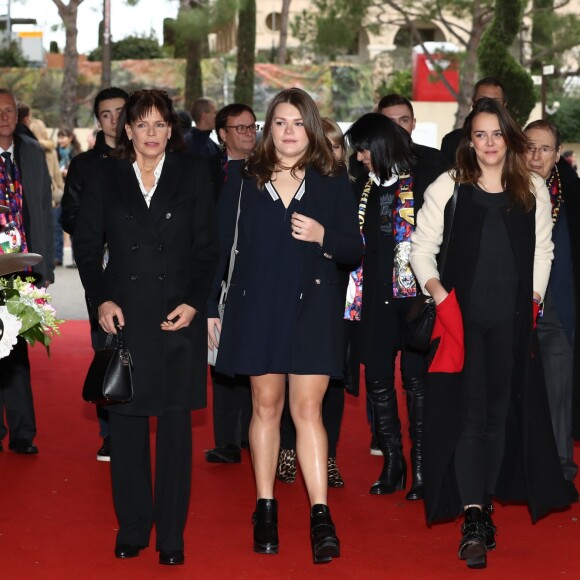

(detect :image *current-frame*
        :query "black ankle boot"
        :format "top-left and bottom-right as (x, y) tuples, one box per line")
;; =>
(458, 507), (487, 569)
(252, 499), (279, 554)
(367, 379), (406, 495)
(483, 504), (497, 550)
(310, 504), (340, 564)
(404, 378), (425, 500)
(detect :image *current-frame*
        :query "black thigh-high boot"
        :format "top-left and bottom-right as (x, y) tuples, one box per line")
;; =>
(404, 376), (425, 500)
(367, 379), (406, 494)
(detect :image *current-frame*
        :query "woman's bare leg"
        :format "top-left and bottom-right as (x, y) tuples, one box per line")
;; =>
(288, 374), (330, 506)
(249, 373), (286, 499)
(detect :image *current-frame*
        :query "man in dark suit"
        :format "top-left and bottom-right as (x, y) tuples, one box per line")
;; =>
(524, 119), (580, 500)
(0, 88), (55, 454)
(440, 77), (507, 170)
(61, 87), (129, 461)
(185, 97), (220, 159)
(205, 103), (258, 463)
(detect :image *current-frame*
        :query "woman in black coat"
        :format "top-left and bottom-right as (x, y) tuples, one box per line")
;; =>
(207, 88), (362, 564)
(410, 98), (571, 570)
(344, 113), (440, 501)
(74, 90), (218, 566)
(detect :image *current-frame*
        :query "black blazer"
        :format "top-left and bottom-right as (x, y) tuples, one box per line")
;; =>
(209, 162), (363, 377)
(74, 152), (218, 415)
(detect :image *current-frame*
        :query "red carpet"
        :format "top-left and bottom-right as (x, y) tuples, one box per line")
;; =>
(0, 320), (579, 579)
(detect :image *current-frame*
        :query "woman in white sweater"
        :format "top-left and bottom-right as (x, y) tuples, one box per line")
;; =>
(410, 98), (570, 570)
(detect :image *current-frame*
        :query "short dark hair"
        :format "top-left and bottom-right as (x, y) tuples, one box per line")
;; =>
(176, 109), (193, 132)
(17, 103), (31, 123)
(215, 103), (256, 145)
(93, 87), (129, 119)
(523, 119), (562, 148)
(114, 89), (186, 161)
(377, 94), (414, 117)
(190, 97), (216, 124)
(563, 150), (575, 159)
(345, 113), (415, 182)
(472, 77), (506, 104)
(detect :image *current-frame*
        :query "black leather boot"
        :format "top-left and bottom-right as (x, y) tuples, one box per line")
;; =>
(458, 507), (487, 569)
(310, 504), (340, 564)
(367, 379), (406, 495)
(252, 499), (279, 554)
(404, 377), (425, 500)
(483, 503), (497, 550)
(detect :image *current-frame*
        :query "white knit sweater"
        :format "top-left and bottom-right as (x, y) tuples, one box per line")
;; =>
(410, 171), (554, 300)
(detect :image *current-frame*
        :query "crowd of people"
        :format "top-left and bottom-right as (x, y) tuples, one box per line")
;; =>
(0, 77), (578, 570)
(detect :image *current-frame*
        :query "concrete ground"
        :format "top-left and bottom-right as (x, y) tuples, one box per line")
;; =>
(49, 245), (88, 321)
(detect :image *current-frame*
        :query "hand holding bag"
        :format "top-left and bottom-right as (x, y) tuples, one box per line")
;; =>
(405, 182), (459, 354)
(82, 326), (134, 405)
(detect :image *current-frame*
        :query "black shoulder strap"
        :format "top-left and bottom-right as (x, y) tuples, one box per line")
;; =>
(437, 181), (459, 278)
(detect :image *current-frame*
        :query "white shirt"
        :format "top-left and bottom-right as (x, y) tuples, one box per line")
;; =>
(132, 154), (165, 207)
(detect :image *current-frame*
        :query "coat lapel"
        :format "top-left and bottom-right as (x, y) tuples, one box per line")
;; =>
(115, 159), (158, 239)
(149, 153), (181, 226)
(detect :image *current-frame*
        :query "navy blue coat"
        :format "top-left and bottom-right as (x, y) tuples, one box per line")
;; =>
(209, 161), (363, 378)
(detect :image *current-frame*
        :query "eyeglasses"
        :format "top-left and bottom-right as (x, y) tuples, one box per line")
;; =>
(224, 123), (258, 134)
(526, 145), (557, 156)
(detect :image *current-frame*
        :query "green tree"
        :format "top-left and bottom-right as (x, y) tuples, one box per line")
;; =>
(0, 42), (28, 67)
(234, 0), (256, 105)
(87, 34), (164, 61)
(550, 96), (580, 142)
(166, 0), (236, 110)
(291, 0), (375, 61)
(477, 0), (535, 125)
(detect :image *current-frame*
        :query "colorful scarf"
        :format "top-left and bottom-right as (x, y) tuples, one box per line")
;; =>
(546, 164), (562, 225)
(0, 155), (29, 255)
(344, 173), (417, 321)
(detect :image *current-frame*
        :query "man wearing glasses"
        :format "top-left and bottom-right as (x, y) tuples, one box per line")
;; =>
(205, 103), (258, 464)
(524, 119), (580, 502)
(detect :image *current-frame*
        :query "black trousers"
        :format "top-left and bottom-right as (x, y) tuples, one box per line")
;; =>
(210, 368), (251, 448)
(0, 338), (36, 443)
(454, 320), (514, 506)
(280, 380), (344, 457)
(109, 410), (192, 551)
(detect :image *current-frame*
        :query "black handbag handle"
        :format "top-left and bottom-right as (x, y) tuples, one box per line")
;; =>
(103, 323), (125, 349)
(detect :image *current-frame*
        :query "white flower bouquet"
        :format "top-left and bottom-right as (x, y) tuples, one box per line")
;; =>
(0, 276), (64, 357)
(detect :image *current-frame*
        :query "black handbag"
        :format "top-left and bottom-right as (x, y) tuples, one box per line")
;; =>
(405, 183), (459, 354)
(82, 327), (134, 405)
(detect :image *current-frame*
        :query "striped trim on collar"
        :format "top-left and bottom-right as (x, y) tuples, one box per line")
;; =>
(265, 179), (306, 201)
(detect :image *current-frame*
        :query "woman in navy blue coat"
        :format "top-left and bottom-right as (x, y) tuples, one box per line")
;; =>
(207, 88), (362, 564)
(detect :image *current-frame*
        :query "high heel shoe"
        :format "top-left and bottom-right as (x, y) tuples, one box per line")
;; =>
(252, 499), (279, 554)
(310, 504), (340, 564)
(369, 450), (406, 494)
(276, 448), (297, 484)
(327, 457), (344, 488)
(458, 507), (487, 569)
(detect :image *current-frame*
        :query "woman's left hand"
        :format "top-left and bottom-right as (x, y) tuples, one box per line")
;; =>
(161, 304), (197, 331)
(291, 212), (324, 245)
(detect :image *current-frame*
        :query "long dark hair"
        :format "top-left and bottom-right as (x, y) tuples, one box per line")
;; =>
(455, 98), (533, 211)
(245, 88), (339, 188)
(345, 113), (415, 182)
(113, 89), (186, 161)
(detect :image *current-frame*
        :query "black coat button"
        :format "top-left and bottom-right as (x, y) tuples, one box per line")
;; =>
(130, 275), (138, 281)
(131, 244), (139, 251)
(165, 212), (172, 219)
(158, 274), (166, 281)
(158, 244), (164, 252)
(125, 214), (133, 219)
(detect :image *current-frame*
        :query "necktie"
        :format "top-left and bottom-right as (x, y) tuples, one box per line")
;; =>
(1, 152), (14, 182)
